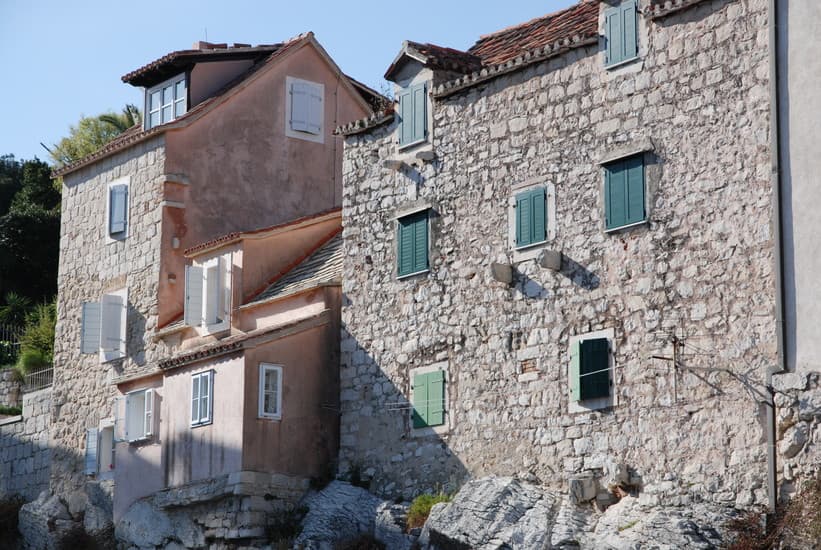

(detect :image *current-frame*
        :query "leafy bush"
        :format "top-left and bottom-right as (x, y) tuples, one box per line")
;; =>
(0, 404), (21, 416)
(0, 495), (23, 543)
(0, 341), (19, 365)
(406, 492), (452, 531)
(15, 300), (55, 374)
(16, 348), (49, 375)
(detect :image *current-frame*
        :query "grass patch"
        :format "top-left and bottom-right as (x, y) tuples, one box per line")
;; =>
(407, 492), (452, 531)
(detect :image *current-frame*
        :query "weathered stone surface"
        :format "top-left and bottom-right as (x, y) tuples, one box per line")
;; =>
(0, 388), (52, 501)
(779, 422), (809, 459)
(421, 477), (557, 550)
(18, 491), (73, 550)
(296, 481), (384, 549)
(116, 500), (173, 548)
(374, 502), (415, 550)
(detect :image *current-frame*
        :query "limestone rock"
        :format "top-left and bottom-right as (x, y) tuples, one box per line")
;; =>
(83, 503), (113, 535)
(421, 476), (557, 549)
(295, 481), (383, 549)
(374, 502), (414, 550)
(780, 422), (809, 459)
(115, 500), (172, 548)
(798, 389), (821, 421)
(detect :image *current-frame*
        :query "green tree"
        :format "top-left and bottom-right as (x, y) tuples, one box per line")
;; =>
(48, 105), (143, 168)
(99, 104), (142, 133)
(0, 292), (32, 327)
(16, 300), (56, 375)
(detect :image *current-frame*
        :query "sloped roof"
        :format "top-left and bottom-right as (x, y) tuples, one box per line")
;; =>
(468, 1), (599, 65)
(245, 231), (342, 307)
(384, 40), (483, 80)
(122, 43), (283, 87)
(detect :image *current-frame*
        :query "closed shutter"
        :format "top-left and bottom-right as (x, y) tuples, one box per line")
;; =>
(412, 373), (428, 428)
(398, 88), (413, 146)
(397, 211), (428, 277)
(290, 82), (310, 132)
(426, 371), (445, 426)
(569, 341), (581, 401)
(81, 302), (101, 354)
(605, 156), (645, 230)
(604, 5), (622, 66)
(109, 185), (128, 235)
(144, 389), (154, 437)
(624, 155), (645, 225)
(306, 84), (323, 135)
(125, 392), (146, 441)
(515, 192), (532, 247)
(413, 213), (428, 273)
(531, 187), (546, 244)
(605, 163), (625, 229)
(621, 1), (638, 61)
(411, 83), (427, 144)
(184, 265), (204, 326)
(100, 294), (125, 358)
(84, 428), (99, 475)
(580, 338), (610, 400)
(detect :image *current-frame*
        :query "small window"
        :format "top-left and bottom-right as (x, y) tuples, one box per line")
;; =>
(191, 371), (213, 427)
(184, 256), (230, 332)
(604, 154), (645, 230)
(108, 183), (128, 237)
(604, 1), (639, 67)
(570, 338), (610, 401)
(125, 388), (154, 442)
(397, 210), (429, 278)
(286, 77), (324, 142)
(398, 82), (427, 147)
(514, 187), (546, 249)
(145, 74), (187, 129)
(412, 370), (445, 428)
(258, 364), (282, 419)
(80, 289), (127, 362)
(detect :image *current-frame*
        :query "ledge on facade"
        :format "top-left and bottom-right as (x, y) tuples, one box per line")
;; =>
(597, 137), (655, 165)
(648, 0), (715, 19)
(151, 471), (310, 509)
(432, 34), (599, 100)
(0, 415), (22, 426)
(335, 110), (395, 137)
(111, 369), (164, 386)
(153, 318), (187, 341)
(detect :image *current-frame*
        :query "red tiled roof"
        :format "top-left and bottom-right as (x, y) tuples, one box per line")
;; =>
(468, 1), (599, 65)
(183, 207), (342, 256)
(122, 44), (283, 87)
(384, 40), (482, 80)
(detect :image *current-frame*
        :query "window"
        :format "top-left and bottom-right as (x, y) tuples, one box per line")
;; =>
(398, 82), (427, 147)
(286, 77), (324, 142)
(184, 255), (230, 332)
(570, 338), (610, 401)
(81, 288), (127, 362)
(412, 370), (445, 429)
(86, 422), (115, 477)
(397, 210), (429, 278)
(107, 181), (128, 238)
(258, 364), (282, 419)
(514, 187), (546, 249)
(191, 370), (213, 427)
(604, 1), (639, 67)
(124, 389), (154, 442)
(604, 154), (645, 230)
(145, 74), (187, 129)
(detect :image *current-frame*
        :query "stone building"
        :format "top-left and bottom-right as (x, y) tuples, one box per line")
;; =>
(48, 33), (375, 537)
(337, 0), (794, 509)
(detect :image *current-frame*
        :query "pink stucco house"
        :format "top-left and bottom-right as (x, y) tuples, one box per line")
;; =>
(50, 33), (376, 544)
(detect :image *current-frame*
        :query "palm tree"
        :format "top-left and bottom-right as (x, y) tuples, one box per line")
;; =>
(99, 104), (142, 132)
(0, 291), (31, 327)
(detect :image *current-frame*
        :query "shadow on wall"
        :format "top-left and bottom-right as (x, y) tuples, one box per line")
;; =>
(338, 320), (470, 500)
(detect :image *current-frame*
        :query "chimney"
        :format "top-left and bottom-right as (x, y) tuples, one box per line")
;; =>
(192, 41), (228, 50)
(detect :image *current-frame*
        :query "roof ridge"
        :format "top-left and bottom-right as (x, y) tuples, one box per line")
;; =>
(473, 0), (597, 43)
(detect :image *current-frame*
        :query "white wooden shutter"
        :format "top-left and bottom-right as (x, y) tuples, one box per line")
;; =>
(306, 84), (322, 135)
(100, 294), (125, 358)
(144, 389), (154, 437)
(126, 392), (146, 441)
(290, 82), (310, 132)
(184, 265), (204, 326)
(81, 302), (101, 354)
(205, 260), (221, 325)
(109, 184), (128, 234)
(84, 428), (99, 475)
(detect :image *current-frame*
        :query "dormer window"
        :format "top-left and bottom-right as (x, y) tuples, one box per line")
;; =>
(145, 74), (187, 129)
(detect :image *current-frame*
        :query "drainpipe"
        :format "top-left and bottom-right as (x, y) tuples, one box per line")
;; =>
(766, 0), (787, 515)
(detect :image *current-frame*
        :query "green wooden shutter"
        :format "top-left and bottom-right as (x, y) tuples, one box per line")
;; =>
(412, 373), (428, 428)
(570, 341), (581, 401)
(427, 371), (445, 426)
(605, 161), (626, 229)
(604, 5), (622, 66)
(625, 155), (645, 225)
(413, 213), (428, 273)
(580, 338), (610, 400)
(515, 192), (532, 247)
(397, 217), (415, 276)
(412, 83), (427, 144)
(531, 187), (546, 244)
(622, 1), (638, 61)
(398, 211), (428, 277)
(398, 88), (413, 146)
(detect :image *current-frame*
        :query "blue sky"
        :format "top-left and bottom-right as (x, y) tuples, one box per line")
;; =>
(0, 0), (575, 162)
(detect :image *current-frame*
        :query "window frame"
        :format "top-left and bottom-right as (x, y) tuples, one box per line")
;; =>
(514, 187), (547, 250)
(184, 254), (231, 334)
(285, 76), (325, 144)
(397, 81), (429, 150)
(396, 209), (430, 279)
(191, 370), (214, 427)
(409, 361), (449, 436)
(603, 153), (646, 232)
(568, 329), (617, 413)
(105, 177), (130, 242)
(604, 0), (639, 69)
(144, 73), (187, 130)
(124, 388), (154, 443)
(80, 287), (127, 363)
(258, 363), (283, 420)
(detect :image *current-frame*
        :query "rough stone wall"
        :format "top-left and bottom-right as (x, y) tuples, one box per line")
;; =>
(0, 388), (52, 501)
(51, 136), (166, 496)
(340, 0), (776, 507)
(0, 369), (22, 409)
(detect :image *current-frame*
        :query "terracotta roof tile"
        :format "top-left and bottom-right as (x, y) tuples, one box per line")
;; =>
(122, 44), (283, 87)
(648, 0), (711, 18)
(408, 41), (483, 73)
(468, 1), (600, 65)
